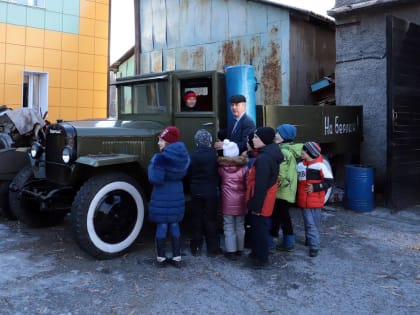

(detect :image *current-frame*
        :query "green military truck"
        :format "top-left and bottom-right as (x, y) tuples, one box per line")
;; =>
(9, 70), (362, 259)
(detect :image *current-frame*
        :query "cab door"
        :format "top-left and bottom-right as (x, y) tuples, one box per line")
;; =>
(173, 71), (226, 151)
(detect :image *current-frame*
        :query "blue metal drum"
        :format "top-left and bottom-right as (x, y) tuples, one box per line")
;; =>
(225, 65), (257, 123)
(344, 165), (375, 212)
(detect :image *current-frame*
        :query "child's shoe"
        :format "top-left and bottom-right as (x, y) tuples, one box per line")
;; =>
(309, 249), (319, 257)
(268, 236), (279, 254)
(277, 234), (295, 252)
(169, 257), (182, 268)
(190, 246), (201, 257)
(224, 252), (239, 261)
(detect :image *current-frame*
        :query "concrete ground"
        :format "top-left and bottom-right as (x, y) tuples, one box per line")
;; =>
(0, 204), (419, 315)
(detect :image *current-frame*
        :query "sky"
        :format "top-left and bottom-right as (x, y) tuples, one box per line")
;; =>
(109, 0), (336, 64)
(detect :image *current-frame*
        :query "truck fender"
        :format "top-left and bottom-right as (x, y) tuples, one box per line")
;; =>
(75, 154), (141, 167)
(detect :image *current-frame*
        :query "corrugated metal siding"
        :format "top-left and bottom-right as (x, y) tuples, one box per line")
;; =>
(137, 0), (331, 105)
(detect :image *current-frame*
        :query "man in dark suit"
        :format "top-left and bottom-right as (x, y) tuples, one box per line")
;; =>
(214, 94), (256, 155)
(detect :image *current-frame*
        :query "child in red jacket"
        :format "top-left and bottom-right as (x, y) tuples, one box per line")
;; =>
(297, 142), (333, 257)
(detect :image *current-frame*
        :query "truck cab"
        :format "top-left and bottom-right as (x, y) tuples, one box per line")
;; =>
(9, 71), (227, 259)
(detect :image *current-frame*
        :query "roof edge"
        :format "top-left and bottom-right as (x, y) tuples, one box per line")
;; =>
(328, 0), (419, 17)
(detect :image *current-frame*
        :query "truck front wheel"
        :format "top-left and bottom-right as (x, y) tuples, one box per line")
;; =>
(70, 173), (145, 259)
(9, 166), (68, 227)
(0, 181), (16, 220)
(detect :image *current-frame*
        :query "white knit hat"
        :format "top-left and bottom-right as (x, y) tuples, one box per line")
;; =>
(222, 139), (239, 157)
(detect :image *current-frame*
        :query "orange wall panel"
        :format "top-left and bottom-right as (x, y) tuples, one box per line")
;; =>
(0, 63), (4, 83)
(93, 73), (107, 91)
(0, 83), (4, 103)
(78, 53), (94, 72)
(62, 51), (78, 70)
(92, 107), (107, 119)
(94, 20), (108, 39)
(61, 88), (78, 107)
(5, 44), (25, 65)
(80, 0), (96, 19)
(80, 17), (95, 37)
(79, 35), (95, 54)
(44, 31), (62, 50)
(26, 28), (45, 48)
(77, 89), (94, 107)
(44, 68), (61, 88)
(25, 46), (44, 67)
(94, 55), (107, 73)
(5, 64), (23, 85)
(4, 84), (21, 106)
(6, 25), (25, 46)
(95, 3), (109, 22)
(62, 33), (79, 52)
(78, 71), (94, 90)
(59, 106), (77, 120)
(48, 87), (61, 106)
(61, 70), (78, 89)
(0, 24), (6, 43)
(0, 43), (4, 63)
(44, 49), (62, 69)
(76, 107), (93, 119)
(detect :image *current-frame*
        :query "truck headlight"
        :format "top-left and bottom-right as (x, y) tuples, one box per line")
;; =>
(62, 146), (74, 164)
(30, 142), (43, 159)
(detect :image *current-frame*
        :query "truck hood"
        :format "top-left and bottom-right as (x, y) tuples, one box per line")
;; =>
(63, 119), (165, 138)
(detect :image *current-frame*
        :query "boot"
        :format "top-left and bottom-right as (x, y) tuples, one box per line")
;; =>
(268, 236), (279, 254)
(155, 238), (167, 266)
(170, 236), (182, 268)
(278, 234), (295, 252)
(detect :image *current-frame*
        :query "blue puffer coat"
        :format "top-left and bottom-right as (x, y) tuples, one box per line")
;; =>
(148, 142), (190, 223)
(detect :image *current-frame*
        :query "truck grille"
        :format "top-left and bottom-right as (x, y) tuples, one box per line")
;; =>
(45, 123), (76, 185)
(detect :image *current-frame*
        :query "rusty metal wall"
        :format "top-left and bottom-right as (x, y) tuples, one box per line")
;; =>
(137, 0), (333, 105)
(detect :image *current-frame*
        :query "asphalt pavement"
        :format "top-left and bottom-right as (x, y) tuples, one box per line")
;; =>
(0, 204), (419, 315)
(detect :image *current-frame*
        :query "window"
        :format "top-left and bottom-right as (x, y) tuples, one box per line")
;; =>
(22, 71), (48, 118)
(118, 81), (169, 115)
(2, 0), (45, 8)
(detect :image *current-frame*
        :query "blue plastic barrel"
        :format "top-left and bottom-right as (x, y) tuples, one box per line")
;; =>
(225, 65), (257, 123)
(344, 165), (375, 212)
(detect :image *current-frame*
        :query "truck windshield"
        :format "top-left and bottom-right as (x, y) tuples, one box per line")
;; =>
(119, 81), (169, 115)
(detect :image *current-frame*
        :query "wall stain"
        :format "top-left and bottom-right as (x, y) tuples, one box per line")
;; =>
(262, 41), (281, 105)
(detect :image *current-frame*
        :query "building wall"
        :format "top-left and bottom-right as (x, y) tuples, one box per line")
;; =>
(332, 2), (420, 189)
(138, 0), (291, 105)
(289, 16), (336, 105)
(0, 0), (109, 122)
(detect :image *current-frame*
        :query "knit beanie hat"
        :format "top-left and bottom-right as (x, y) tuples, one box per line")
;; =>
(194, 129), (212, 147)
(223, 139), (239, 157)
(303, 141), (321, 159)
(276, 124), (297, 142)
(247, 131), (255, 150)
(254, 127), (275, 145)
(183, 90), (197, 101)
(159, 126), (180, 144)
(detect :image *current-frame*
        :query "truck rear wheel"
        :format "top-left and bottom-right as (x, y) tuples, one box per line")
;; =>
(70, 172), (145, 259)
(0, 181), (16, 220)
(9, 166), (68, 227)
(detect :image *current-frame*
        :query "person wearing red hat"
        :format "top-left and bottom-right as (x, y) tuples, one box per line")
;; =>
(297, 141), (333, 257)
(182, 90), (198, 111)
(148, 126), (190, 267)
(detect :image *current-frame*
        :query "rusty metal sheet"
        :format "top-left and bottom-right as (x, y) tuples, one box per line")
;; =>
(165, 49), (176, 71)
(210, 0), (228, 42)
(151, 51), (163, 73)
(152, 0), (167, 49)
(166, 1), (180, 48)
(140, 0), (153, 52)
